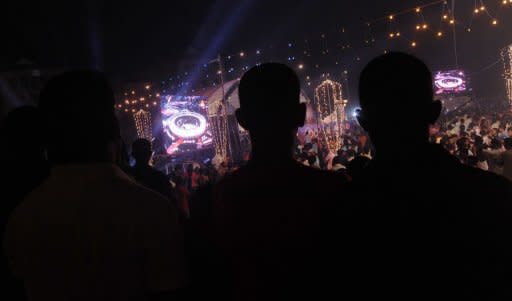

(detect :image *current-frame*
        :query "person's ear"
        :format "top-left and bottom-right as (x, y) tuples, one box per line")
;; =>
(296, 103), (306, 127)
(428, 100), (442, 124)
(355, 108), (369, 131)
(235, 108), (249, 130)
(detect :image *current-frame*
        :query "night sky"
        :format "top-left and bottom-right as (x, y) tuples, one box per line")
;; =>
(2, 0), (511, 99)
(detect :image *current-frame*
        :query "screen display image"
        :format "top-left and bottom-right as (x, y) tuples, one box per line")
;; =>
(434, 70), (467, 95)
(161, 95), (213, 155)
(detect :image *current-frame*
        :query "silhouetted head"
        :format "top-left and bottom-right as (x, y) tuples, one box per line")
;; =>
(491, 138), (503, 150)
(39, 70), (120, 165)
(357, 52), (441, 154)
(0, 106), (46, 164)
(132, 138), (152, 165)
(504, 138), (512, 150)
(236, 63), (305, 157)
(467, 156), (478, 167)
(347, 155), (371, 179)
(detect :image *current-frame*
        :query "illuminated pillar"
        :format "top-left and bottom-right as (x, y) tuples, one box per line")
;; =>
(133, 109), (152, 141)
(314, 79), (344, 152)
(502, 44), (512, 106)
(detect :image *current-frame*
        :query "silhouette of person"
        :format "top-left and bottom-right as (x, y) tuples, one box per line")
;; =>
(503, 137), (512, 181)
(3, 70), (186, 301)
(351, 52), (512, 299)
(211, 63), (348, 300)
(130, 138), (177, 204)
(0, 106), (49, 301)
(347, 155), (370, 180)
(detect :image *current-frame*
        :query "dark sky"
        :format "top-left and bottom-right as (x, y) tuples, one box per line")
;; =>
(2, 0), (511, 98)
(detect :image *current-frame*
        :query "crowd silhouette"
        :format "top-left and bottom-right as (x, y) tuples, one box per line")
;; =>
(1, 53), (512, 300)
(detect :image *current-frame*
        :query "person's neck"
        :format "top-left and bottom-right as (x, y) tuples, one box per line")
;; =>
(248, 133), (295, 165)
(250, 149), (293, 164)
(374, 140), (432, 163)
(249, 143), (294, 166)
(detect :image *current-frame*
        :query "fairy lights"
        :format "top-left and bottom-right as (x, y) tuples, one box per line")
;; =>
(314, 79), (345, 153)
(502, 44), (512, 106)
(210, 104), (229, 158)
(110, 0), (510, 120)
(133, 109), (152, 141)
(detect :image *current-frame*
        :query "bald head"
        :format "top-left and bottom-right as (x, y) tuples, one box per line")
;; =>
(236, 63), (306, 159)
(39, 70), (120, 164)
(237, 63), (305, 135)
(357, 52), (441, 151)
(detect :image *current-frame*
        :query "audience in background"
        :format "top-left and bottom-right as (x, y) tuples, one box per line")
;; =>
(130, 138), (177, 203)
(1, 55), (512, 301)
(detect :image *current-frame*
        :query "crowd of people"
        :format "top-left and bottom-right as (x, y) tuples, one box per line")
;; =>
(2, 53), (512, 301)
(292, 106), (512, 182)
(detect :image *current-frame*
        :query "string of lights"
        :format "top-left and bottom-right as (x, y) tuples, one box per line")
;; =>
(502, 44), (512, 106)
(314, 79), (345, 153)
(210, 105), (229, 158)
(113, 0), (512, 116)
(116, 84), (160, 113)
(133, 109), (153, 141)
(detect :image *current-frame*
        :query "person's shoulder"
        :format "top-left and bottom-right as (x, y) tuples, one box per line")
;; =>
(451, 164), (512, 201)
(294, 163), (349, 184)
(214, 167), (247, 192)
(460, 164), (511, 186)
(111, 170), (172, 208)
(124, 177), (169, 201)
